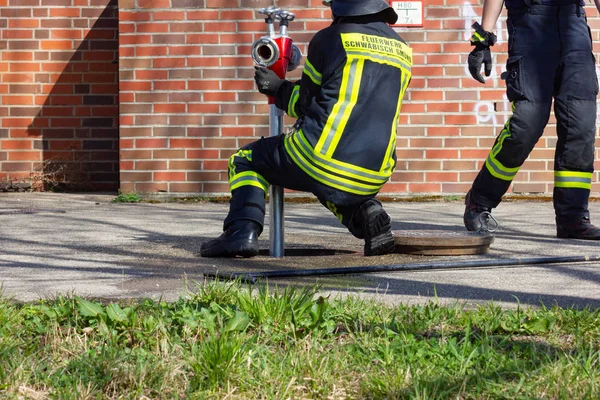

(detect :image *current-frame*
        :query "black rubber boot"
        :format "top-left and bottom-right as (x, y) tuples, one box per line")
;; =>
(556, 217), (600, 240)
(200, 220), (261, 257)
(464, 190), (494, 232)
(360, 199), (395, 256)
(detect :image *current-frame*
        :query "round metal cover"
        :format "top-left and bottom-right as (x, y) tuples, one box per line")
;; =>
(393, 230), (494, 255)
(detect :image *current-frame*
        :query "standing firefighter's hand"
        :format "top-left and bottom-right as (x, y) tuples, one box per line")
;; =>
(467, 22), (497, 84)
(254, 66), (283, 96)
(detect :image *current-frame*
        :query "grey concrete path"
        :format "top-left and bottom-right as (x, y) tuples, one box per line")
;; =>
(1, 192), (599, 309)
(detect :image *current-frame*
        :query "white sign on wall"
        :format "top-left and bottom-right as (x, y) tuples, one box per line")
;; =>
(390, 1), (424, 27)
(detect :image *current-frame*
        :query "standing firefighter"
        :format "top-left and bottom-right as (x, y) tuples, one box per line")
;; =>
(465, 0), (600, 240)
(201, 0), (412, 257)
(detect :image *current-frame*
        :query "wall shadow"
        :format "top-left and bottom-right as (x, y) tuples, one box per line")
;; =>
(28, 0), (119, 192)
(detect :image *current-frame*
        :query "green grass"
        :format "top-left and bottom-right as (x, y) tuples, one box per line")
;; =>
(111, 193), (142, 203)
(1, 282), (599, 399)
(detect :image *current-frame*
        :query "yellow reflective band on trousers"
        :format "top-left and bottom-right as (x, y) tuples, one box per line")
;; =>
(303, 58), (322, 85)
(284, 132), (384, 195)
(228, 149), (252, 180)
(326, 201), (343, 223)
(228, 150), (269, 192)
(229, 171), (269, 192)
(287, 85), (300, 118)
(485, 107), (520, 181)
(554, 171), (593, 190)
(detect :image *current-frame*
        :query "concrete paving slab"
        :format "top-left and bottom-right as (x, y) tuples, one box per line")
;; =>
(1, 193), (599, 309)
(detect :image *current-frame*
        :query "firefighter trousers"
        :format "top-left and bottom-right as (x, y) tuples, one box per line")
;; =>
(223, 134), (383, 239)
(470, 4), (597, 224)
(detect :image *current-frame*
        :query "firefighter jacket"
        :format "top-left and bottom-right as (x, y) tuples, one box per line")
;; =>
(273, 21), (412, 196)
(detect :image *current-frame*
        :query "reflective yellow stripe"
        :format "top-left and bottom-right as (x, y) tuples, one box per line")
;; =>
(295, 130), (389, 183)
(314, 33), (412, 169)
(229, 171), (269, 192)
(326, 201), (343, 223)
(325, 57), (363, 157)
(284, 135), (381, 195)
(554, 171), (593, 190)
(315, 57), (362, 155)
(288, 84), (300, 118)
(399, 68), (412, 103)
(381, 72), (410, 172)
(228, 149), (253, 180)
(471, 31), (485, 43)
(346, 51), (411, 74)
(485, 115), (520, 181)
(303, 58), (322, 85)
(230, 180), (268, 192)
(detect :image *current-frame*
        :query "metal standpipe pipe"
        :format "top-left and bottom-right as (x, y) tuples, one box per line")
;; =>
(269, 105), (285, 257)
(251, 6), (301, 258)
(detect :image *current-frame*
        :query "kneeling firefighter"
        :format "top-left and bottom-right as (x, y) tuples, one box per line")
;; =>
(201, 0), (413, 257)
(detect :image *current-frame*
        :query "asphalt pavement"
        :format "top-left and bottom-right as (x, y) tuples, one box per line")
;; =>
(1, 192), (599, 309)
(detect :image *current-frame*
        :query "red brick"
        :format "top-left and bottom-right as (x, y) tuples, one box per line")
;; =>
(135, 182), (169, 192)
(135, 160), (167, 170)
(119, 11), (151, 21)
(154, 11), (185, 20)
(408, 183), (441, 193)
(426, 172), (459, 182)
(460, 149), (490, 159)
(41, 40), (73, 50)
(152, 149), (185, 158)
(137, 22), (169, 33)
(136, 46), (168, 57)
(188, 104), (219, 113)
(169, 182), (204, 192)
(135, 138), (168, 148)
(201, 182), (229, 193)
(1, 139), (31, 150)
(137, 0), (170, 8)
(169, 138), (202, 148)
(9, 151), (40, 161)
(8, 19), (39, 29)
(186, 149), (219, 159)
(187, 10), (219, 20)
(204, 92), (236, 102)
(154, 103), (185, 113)
(154, 80), (185, 90)
(154, 171), (185, 181)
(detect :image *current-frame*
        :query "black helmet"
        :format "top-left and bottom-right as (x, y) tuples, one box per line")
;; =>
(323, 0), (398, 25)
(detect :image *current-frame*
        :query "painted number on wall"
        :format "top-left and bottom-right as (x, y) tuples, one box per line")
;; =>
(390, 1), (423, 27)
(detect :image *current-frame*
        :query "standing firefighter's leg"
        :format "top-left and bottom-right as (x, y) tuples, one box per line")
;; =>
(553, 7), (600, 240)
(200, 147), (269, 258)
(465, 7), (558, 232)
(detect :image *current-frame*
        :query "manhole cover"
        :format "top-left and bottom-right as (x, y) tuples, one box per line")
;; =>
(393, 230), (494, 255)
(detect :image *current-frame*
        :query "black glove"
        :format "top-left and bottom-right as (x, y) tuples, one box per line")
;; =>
(254, 66), (283, 96)
(467, 22), (497, 84)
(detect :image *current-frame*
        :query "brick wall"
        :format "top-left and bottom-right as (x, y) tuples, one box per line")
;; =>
(7, 0), (593, 196)
(0, 0), (119, 191)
